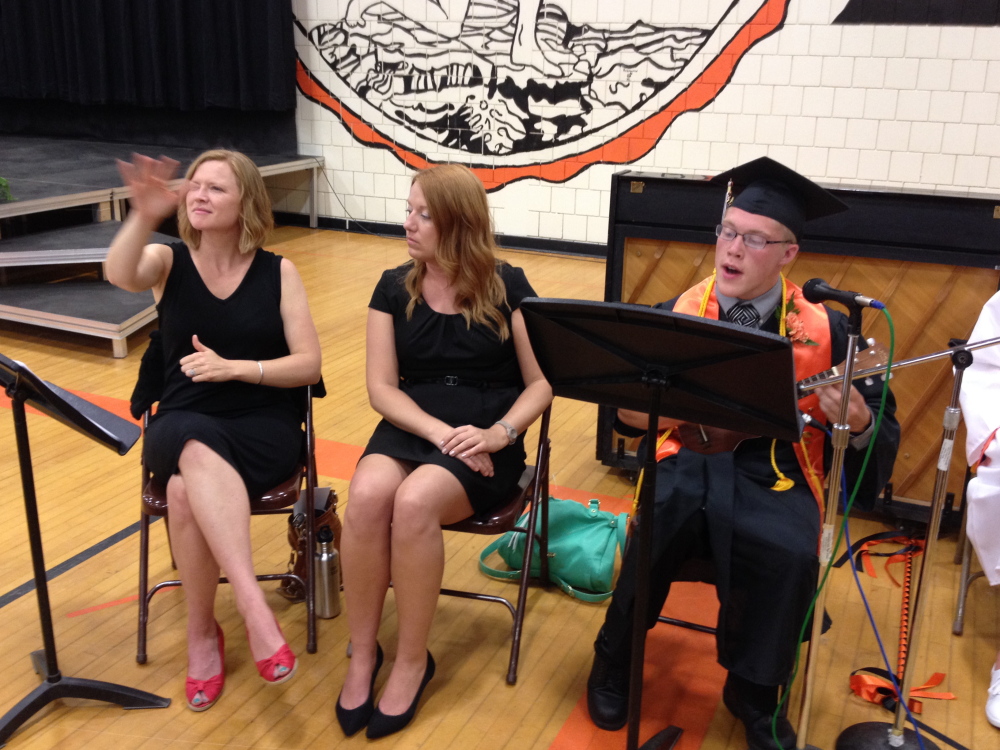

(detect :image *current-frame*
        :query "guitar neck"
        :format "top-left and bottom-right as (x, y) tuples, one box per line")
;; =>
(796, 341), (890, 397)
(797, 335), (1000, 397)
(797, 363), (890, 397)
(798, 365), (842, 394)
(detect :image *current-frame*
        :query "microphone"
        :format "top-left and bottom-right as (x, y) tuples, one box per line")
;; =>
(801, 278), (885, 310)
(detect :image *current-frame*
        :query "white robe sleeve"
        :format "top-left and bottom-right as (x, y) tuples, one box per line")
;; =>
(959, 290), (1000, 585)
(961, 290), (1000, 466)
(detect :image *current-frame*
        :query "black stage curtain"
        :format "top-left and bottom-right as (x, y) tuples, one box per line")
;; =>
(0, 98), (298, 153)
(0, 0), (295, 111)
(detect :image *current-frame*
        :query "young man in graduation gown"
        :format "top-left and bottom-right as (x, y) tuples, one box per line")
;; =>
(586, 158), (901, 749)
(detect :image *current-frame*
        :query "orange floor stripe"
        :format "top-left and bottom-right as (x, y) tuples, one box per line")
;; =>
(1, 389), (363, 482)
(2, 388), (644, 494)
(66, 594), (140, 618)
(0, 388), (138, 423)
(314, 438), (364, 481)
(550, 581), (725, 750)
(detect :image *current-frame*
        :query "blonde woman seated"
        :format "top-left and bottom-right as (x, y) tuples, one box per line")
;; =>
(338, 164), (552, 739)
(106, 151), (321, 711)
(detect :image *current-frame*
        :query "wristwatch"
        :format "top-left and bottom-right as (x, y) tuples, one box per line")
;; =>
(494, 419), (517, 445)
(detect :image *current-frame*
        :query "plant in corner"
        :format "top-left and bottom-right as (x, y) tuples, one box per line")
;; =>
(0, 176), (12, 202)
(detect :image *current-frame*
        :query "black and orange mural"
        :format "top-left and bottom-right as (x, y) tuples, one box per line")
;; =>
(295, 0), (794, 190)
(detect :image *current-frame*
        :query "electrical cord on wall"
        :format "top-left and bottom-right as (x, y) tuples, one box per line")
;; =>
(314, 164), (403, 240)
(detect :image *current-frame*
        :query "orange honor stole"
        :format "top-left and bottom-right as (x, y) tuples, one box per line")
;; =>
(654, 274), (833, 513)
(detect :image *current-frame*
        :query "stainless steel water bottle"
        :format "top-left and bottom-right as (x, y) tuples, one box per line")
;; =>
(315, 526), (341, 618)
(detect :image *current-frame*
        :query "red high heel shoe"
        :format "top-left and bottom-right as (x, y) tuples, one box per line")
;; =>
(247, 616), (297, 685)
(186, 622), (225, 712)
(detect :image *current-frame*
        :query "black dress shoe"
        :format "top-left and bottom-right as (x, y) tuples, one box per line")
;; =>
(722, 674), (796, 750)
(587, 650), (630, 731)
(366, 651), (436, 740)
(335, 644), (384, 737)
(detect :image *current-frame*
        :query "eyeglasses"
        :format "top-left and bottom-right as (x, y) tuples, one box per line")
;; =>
(715, 224), (793, 251)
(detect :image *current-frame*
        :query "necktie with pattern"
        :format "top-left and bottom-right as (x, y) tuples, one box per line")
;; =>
(727, 301), (760, 328)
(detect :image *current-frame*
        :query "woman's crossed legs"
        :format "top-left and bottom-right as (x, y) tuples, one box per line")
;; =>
(166, 439), (290, 684)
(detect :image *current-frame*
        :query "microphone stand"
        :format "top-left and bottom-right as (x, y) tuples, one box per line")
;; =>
(834, 351), (974, 750)
(796, 303), (864, 750)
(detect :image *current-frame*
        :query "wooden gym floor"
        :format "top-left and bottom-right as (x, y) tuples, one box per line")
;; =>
(0, 226), (996, 749)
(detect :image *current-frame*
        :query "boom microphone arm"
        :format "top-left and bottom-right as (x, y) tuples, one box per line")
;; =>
(802, 278), (885, 310)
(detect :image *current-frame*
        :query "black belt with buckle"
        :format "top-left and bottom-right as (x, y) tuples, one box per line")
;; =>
(401, 375), (520, 389)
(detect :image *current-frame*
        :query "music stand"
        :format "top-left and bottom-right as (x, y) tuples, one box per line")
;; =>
(0, 353), (169, 747)
(520, 299), (802, 750)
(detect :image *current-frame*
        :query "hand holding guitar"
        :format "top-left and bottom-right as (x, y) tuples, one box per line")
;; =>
(815, 382), (872, 433)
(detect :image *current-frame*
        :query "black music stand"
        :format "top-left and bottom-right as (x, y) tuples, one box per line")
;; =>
(520, 299), (801, 750)
(0, 354), (169, 747)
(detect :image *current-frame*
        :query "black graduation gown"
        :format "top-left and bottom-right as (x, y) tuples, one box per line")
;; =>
(599, 302), (900, 687)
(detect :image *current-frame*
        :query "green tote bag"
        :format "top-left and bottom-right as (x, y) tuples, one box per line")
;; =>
(479, 497), (628, 602)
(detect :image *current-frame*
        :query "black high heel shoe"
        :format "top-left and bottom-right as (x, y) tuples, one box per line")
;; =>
(366, 651), (436, 740)
(335, 643), (384, 737)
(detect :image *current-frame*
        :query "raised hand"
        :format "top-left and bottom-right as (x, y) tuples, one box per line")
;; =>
(116, 153), (183, 224)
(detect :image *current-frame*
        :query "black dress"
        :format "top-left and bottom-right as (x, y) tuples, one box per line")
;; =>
(143, 243), (303, 498)
(361, 262), (536, 514)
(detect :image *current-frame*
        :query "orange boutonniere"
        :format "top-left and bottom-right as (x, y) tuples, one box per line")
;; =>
(777, 294), (818, 346)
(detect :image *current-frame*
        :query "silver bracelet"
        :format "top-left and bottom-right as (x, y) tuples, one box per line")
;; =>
(256, 361), (264, 385)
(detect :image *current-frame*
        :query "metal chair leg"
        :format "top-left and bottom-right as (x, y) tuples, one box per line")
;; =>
(953, 465), (973, 565)
(136, 511), (151, 665)
(952, 465), (984, 635)
(507, 417), (552, 684)
(953, 532), (986, 635)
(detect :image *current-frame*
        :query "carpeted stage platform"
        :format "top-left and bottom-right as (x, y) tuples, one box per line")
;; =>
(0, 281), (156, 358)
(0, 134), (323, 223)
(0, 222), (178, 266)
(0, 134), (323, 356)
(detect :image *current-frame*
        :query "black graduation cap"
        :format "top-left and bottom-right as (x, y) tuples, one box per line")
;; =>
(711, 157), (848, 240)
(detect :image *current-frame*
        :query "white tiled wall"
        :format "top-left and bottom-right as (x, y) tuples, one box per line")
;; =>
(288, 0), (1000, 247)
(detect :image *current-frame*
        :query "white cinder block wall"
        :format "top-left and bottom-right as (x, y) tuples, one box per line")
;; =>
(286, 0), (1000, 249)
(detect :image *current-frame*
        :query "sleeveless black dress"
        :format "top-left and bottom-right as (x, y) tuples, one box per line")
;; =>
(143, 243), (303, 497)
(362, 262), (536, 514)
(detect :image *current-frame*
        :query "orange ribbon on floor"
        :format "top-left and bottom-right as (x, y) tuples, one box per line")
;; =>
(848, 534), (954, 716)
(849, 671), (955, 715)
(853, 535), (925, 585)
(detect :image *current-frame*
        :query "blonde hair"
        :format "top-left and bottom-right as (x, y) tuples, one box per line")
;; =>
(404, 164), (510, 340)
(177, 149), (273, 254)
